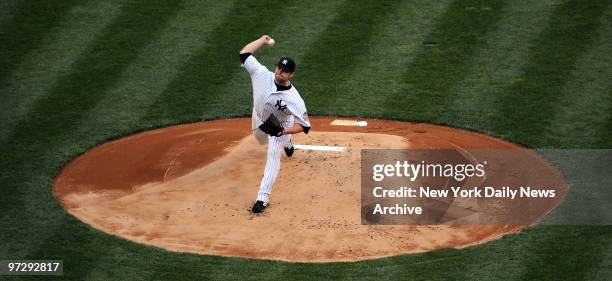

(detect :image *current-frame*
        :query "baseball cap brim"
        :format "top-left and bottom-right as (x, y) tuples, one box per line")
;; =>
(277, 64), (294, 72)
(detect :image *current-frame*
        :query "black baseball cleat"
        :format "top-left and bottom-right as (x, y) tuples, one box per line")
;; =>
(284, 144), (295, 157)
(251, 200), (268, 213)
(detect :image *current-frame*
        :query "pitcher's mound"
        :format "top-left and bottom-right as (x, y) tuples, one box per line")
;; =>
(53, 117), (566, 262)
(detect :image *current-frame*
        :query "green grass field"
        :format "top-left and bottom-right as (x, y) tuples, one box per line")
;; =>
(1, 0), (611, 280)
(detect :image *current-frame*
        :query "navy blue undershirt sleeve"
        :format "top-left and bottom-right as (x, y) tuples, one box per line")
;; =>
(240, 52), (252, 63)
(300, 124), (310, 134)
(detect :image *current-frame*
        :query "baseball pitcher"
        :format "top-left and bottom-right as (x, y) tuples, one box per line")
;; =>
(239, 35), (311, 213)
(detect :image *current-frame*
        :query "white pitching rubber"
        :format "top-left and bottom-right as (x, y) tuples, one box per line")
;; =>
(293, 144), (347, 152)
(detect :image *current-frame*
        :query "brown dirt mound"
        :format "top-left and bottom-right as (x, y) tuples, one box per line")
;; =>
(53, 117), (566, 262)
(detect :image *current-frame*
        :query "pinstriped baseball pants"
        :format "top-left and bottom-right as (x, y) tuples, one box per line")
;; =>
(253, 121), (293, 203)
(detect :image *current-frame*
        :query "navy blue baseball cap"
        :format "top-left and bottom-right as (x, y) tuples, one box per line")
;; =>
(277, 57), (296, 72)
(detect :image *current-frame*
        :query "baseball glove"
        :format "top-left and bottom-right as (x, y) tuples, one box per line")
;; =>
(259, 114), (284, 136)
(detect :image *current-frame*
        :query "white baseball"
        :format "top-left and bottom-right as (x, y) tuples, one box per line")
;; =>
(268, 38), (275, 46)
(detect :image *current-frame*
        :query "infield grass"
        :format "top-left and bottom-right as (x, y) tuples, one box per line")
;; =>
(1, 0), (611, 280)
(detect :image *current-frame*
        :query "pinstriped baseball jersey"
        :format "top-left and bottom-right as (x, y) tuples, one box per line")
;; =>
(241, 55), (310, 132)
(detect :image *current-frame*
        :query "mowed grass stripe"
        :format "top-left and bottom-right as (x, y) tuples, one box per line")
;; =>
(3, 0), (184, 151)
(543, 12), (612, 148)
(485, 0), (609, 148)
(143, 0), (289, 124)
(296, 0), (402, 114)
(73, 1), (235, 144)
(0, 1), (124, 143)
(0, 0), (20, 29)
(599, 95), (612, 148)
(598, 0), (612, 148)
(380, 0), (505, 121)
(519, 226), (612, 280)
(256, 0), (346, 63)
(433, 1), (554, 130)
(0, 0), (185, 261)
(318, 1), (453, 117)
(21, 215), (110, 281)
(0, 0), (80, 83)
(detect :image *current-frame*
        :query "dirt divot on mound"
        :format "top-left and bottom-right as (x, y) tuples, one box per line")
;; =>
(53, 117), (566, 262)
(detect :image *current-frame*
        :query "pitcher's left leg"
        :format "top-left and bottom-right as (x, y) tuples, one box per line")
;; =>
(256, 134), (291, 203)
